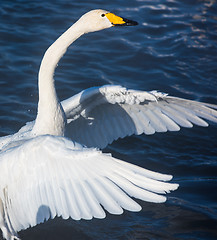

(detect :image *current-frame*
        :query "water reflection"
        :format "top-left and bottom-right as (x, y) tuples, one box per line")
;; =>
(188, 0), (216, 48)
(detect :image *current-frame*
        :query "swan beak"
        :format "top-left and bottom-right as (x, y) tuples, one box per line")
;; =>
(106, 13), (138, 26)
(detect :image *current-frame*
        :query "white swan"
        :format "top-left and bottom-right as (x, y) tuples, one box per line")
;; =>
(0, 9), (217, 240)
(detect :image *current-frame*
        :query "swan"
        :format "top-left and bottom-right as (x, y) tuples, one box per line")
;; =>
(0, 9), (217, 240)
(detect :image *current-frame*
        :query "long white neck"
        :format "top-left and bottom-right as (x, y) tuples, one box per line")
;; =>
(32, 21), (84, 136)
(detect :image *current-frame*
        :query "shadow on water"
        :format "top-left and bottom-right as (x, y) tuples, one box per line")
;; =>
(17, 201), (217, 240)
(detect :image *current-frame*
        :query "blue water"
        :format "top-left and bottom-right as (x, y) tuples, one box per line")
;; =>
(0, 0), (217, 239)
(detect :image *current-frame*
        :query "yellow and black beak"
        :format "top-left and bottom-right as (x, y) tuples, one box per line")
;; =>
(106, 13), (138, 26)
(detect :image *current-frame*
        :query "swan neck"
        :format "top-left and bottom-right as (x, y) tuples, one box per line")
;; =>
(39, 22), (84, 101)
(33, 22), (84, 136)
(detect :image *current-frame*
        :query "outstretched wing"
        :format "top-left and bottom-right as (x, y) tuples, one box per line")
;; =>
(0, 135), (178, 235)
(62, 85), (217, 149)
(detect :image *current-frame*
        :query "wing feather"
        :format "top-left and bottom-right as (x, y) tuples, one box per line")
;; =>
(62, 85), (217, 149)
(154, 107), (181, 131)
(143, 108), (167, 132)
(80, 181), (105, 219)
(137, 110), (156, 135)
(129, 110), (144, 135)
(98, 177), (141, 212)
(108, 173), (167, 203)
(0, 135), (178, 234)
(160, 105), (193, 128)
(89, 178), (123, 215)
(192, 106), (217, 123)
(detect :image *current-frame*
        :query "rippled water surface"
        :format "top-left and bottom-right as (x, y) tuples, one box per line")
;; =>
(1, 0), (217, 239)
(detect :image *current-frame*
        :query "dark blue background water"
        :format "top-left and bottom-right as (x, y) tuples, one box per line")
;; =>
(0, 0), (217, 239)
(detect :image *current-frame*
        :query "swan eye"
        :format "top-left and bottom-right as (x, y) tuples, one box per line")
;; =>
(101, 14), (105, 17)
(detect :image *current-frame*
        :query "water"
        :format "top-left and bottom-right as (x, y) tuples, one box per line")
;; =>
(0, 0), (217, 239)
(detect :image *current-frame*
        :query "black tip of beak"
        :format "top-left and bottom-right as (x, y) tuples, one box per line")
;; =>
(122, 17), (138, 26)
(113, 17), (138, 27)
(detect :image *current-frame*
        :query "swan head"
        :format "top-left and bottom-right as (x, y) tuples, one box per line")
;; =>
(78, 9), (138, 33)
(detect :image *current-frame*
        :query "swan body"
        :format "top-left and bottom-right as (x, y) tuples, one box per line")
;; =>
(0, 9), (217, 240)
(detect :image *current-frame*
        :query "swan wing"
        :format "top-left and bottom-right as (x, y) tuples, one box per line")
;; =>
(62, 85), (217, 149)
(0, 121), (34, 151)
(0, 135), (178, 235)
